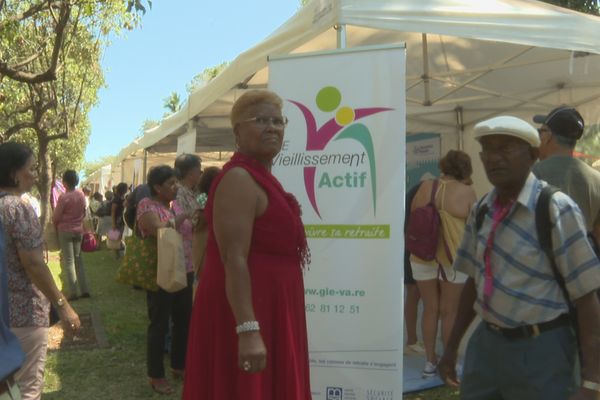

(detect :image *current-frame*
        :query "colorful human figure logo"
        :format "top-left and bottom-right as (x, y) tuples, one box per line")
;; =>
(289, 86), (393, 218)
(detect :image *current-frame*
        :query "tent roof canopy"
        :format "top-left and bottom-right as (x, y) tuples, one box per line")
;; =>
(112, 0), (600, 168)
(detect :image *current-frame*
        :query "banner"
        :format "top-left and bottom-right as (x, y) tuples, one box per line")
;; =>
(269, 45), (406, 400)
(406, 133), (441, 189)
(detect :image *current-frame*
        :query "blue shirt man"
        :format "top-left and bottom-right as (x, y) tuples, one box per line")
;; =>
(0, 220), (24, 398)
(438, 116), (600, 400)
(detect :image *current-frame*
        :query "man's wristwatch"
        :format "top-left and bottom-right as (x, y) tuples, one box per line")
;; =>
(55, 297), (66, 307)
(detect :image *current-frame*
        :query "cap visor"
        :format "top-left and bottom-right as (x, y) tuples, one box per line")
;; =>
(533, 114), (547, 124)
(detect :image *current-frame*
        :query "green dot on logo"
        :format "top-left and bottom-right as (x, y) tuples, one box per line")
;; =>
(316, 86), (341, 112)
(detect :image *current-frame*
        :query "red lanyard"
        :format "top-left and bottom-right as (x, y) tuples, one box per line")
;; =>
(483, 198), (515, 310)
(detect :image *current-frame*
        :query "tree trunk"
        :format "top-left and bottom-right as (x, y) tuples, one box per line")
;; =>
(38, 137), (52, 229)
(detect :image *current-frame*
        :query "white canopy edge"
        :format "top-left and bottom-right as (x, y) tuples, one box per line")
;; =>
(111, 0), (600, 170)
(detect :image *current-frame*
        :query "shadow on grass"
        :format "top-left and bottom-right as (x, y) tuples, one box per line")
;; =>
(44, 249), (183, 400)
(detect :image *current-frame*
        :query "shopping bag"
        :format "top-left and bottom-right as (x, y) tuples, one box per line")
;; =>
(115, 234), (159, 291)
(156, 227), (187, 292)
(81, 232), (98, 252)
(106, 228), (122, 250)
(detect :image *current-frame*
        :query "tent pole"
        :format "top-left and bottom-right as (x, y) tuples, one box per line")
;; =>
(142, 149), (148, 184)
(335, 24), (346, 49)
(455, 106), (464, 151)
(421, 34), (432, 106)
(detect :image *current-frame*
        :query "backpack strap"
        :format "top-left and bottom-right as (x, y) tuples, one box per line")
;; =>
(474, 193), (490, 233)
(535, 185), (572, 307)
(432, 179), (453, 281)
(536, 184), (580, 352)
(429, 179), (439, 205)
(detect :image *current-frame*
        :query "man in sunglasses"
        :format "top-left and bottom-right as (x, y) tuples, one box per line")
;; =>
(532, 106), (600, 249)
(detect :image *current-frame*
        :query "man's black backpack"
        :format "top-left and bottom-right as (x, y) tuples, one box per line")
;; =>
(475, 185), (580, 343)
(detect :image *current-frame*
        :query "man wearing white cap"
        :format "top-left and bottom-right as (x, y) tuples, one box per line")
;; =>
(532, 106), (600, 247)
(438, 116), (600, 400)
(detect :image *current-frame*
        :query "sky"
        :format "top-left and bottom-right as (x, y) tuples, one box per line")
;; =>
(85, 0), (301, 163)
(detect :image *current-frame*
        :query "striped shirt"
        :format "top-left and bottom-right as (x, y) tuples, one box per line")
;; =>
(455, 173), (600, 328)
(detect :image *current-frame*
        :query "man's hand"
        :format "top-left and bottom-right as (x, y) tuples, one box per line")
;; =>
(438, 351), (460, 388)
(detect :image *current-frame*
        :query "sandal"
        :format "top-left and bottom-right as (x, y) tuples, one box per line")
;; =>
(149, 378), (174, 395)
(171, 368), (184, 380)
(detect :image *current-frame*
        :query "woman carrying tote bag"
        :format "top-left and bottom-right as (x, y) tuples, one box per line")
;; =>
(135, 165), (192, 395)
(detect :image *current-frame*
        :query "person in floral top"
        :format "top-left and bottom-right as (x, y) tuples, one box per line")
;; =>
(173, 154), (202, 277)
(137, 165), (193, 395)
(0, 142), (80, 400)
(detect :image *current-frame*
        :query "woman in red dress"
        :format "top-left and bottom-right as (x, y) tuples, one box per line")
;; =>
(183, 90), (311, 399)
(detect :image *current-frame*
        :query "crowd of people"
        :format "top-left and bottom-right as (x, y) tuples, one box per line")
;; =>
(0, 89), (312, 400)
(1, 90), (600, 400)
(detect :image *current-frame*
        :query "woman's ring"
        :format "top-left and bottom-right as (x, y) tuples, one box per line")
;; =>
(242, 361), (251, 371)
(71, 323), (76, 329)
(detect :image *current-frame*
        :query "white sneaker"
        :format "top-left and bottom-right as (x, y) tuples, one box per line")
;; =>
(404, 342), (426, 355)
(422, 361), (437, 378)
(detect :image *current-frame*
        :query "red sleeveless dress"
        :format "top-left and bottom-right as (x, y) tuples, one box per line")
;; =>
(183, 153), (311, 400)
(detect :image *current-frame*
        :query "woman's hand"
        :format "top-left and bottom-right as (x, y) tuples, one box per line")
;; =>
(238, 331), (267, 373)
(57, 302), (81, 336)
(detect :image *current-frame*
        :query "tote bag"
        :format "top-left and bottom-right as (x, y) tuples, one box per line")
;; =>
(106, 228), (122, 250)
(115, 232), (159, 292)
(156, 227), (187, 292)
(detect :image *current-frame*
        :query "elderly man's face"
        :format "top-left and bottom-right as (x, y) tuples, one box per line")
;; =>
(479, 134), (538, 190)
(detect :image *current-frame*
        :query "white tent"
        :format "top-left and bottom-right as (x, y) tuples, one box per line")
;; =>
(113, 0), (600, 193)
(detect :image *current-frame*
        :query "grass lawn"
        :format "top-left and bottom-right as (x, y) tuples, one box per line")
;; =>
(44, 247), (459, 399)
(45, 248), (184, 399)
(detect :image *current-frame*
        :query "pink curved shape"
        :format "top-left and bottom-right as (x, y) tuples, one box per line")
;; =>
(288, 99), (394, 219)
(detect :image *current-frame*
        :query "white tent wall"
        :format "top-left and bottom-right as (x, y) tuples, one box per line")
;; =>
(111, 0), (600, 197)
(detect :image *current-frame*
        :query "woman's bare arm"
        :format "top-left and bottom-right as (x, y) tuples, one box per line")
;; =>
(213, 167), (268, 372)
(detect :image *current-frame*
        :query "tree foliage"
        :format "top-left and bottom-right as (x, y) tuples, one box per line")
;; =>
(162, 91), (182, 116)
(0, 1), (150, 85)
(0, 0), (150, 225)
(140, 118), (159, 133)
(82, 154), (115, 180)
(186, 61), (230, 95)
(541, 0), (599, 15)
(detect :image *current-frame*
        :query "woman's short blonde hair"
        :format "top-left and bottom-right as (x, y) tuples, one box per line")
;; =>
(230, 89), (283, 126)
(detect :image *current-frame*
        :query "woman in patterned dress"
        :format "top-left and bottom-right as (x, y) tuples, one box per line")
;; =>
(0, 142), (80, 400)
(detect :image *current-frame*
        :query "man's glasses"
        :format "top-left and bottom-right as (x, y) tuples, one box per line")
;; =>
(241, 116), (288, 129)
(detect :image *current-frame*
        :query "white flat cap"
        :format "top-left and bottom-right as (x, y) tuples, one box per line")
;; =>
(474, 116), (540, 147)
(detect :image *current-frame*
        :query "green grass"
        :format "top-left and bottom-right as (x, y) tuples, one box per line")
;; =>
(45, 248), (183, 399)
(44, 248), (459, 399)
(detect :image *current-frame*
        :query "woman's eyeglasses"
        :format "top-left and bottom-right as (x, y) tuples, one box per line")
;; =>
(241, 116), (289, 128)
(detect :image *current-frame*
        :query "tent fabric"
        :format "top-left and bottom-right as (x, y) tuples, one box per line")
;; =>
(111, 0), (600, 193)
